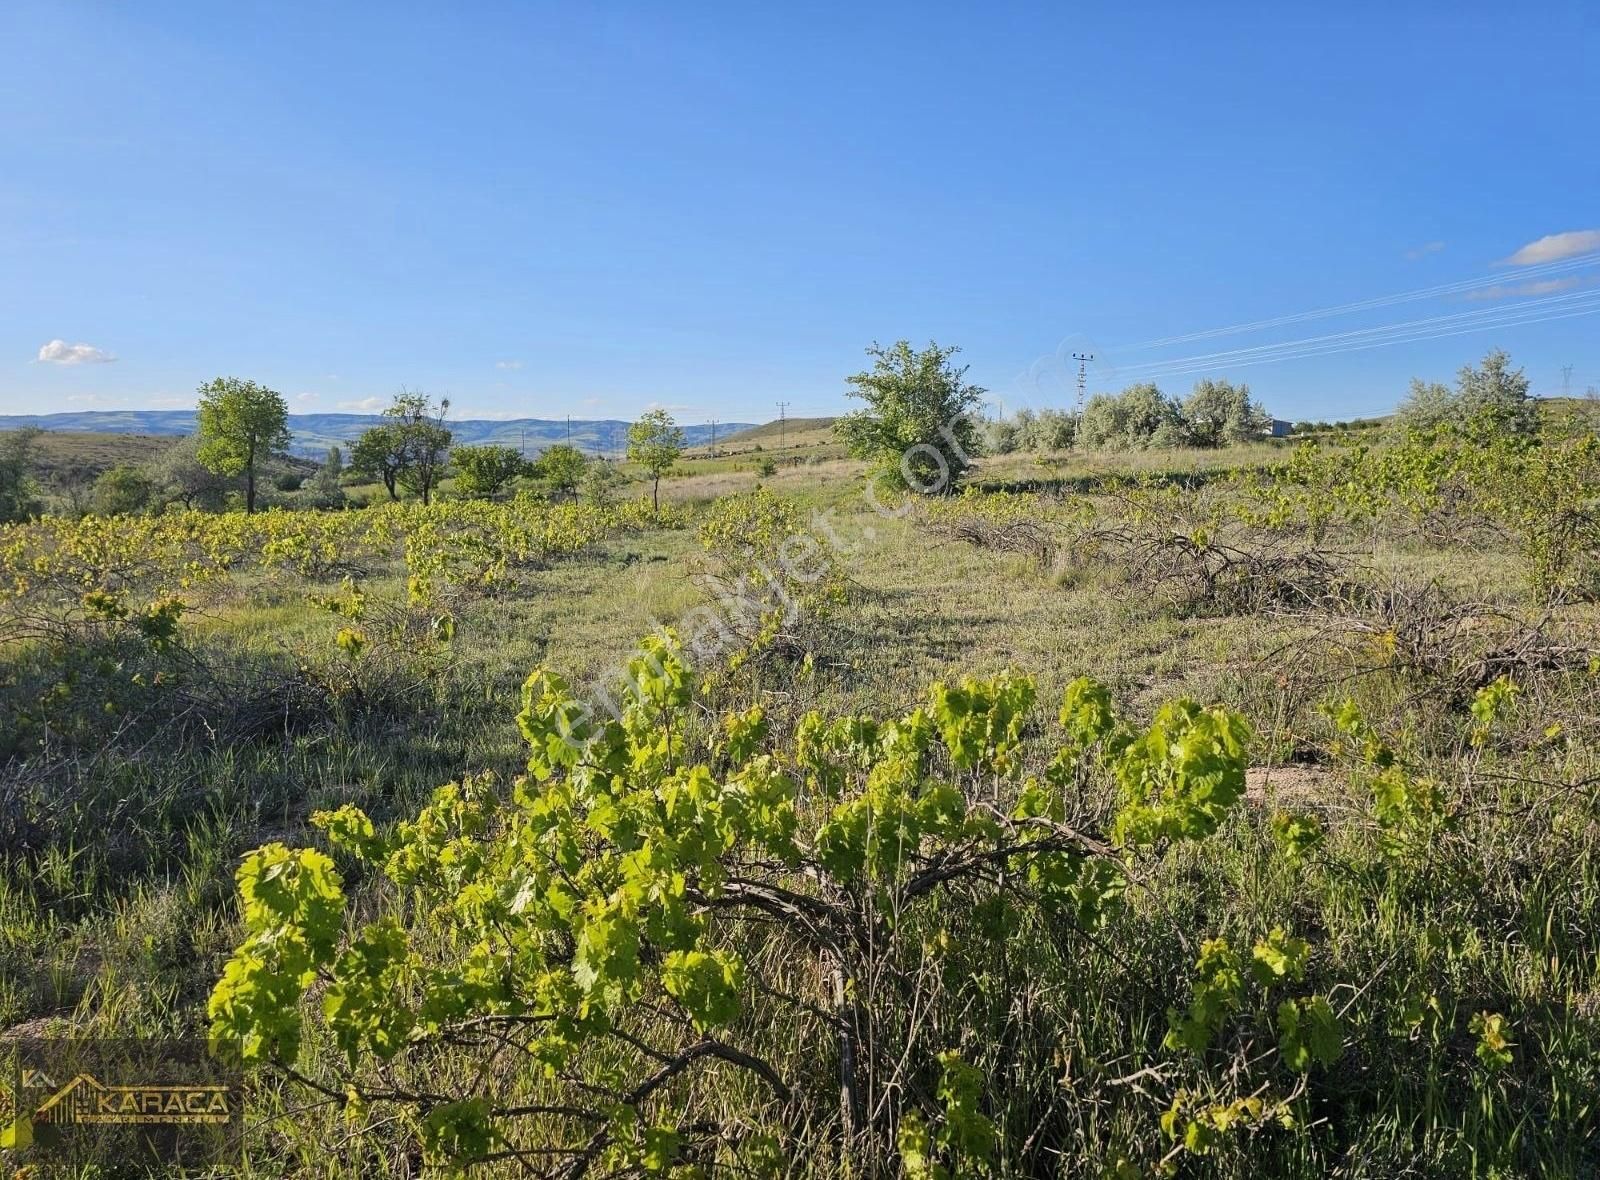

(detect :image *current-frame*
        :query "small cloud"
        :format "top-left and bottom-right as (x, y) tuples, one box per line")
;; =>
(496, 360), (524, 370)
(1502, 229), (1600, 266)
(582, 397), (602, 407)
(1404, 240), (1446, 261)
(37, 339), (116, 365)
(295, 391), (320, 403)
(66, 393), (102, 404)
(1465, 276), (1583, 301)
(337, 396), (386, 413)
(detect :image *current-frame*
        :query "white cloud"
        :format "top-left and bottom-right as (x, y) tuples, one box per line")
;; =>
(1465, 276), (1583, 301)
(37, 339), (115, 364)
(295, 391), (320, 403)
(1502, 229), (1600, 266)
(1404, 240), (1445, 261)
(337, 396), (386, 413)
(496, 359), (524, 370)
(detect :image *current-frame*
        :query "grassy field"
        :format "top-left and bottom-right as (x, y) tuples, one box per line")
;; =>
(9, 429), (179, 484)
(2, 426), (1599, 1177)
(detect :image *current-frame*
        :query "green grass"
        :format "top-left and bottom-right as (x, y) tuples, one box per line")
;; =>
(3, 441), (1599, 1176)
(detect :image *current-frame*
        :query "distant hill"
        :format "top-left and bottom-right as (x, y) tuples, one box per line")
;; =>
(718, 417), (837, 452)
(0, 411), (754, 459)
(19, 431), (181, 485)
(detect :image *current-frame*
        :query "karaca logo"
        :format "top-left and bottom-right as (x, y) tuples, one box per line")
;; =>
(28, 1071), (233, 1126)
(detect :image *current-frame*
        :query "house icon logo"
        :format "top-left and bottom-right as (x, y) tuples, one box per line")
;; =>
(33, 1072), (233, 1126)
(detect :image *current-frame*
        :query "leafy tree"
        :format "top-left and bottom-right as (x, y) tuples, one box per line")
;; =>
(627, 409), (685, 515)
(305, 446), (347, 508)
(1396, 350), (1537, 437)
(535, 443), (587, 502)
(0, 428), (44, 523)
(1080, 383), (1185, 450)
(349, 423), (406, 501)
(1025, 407), (1076, 451)
(388, 391), (453, 505)
(451, 444), (528, 499)
(149, 434), (231, 511)
(837, 340), (985, 494)
(579, 456), (626, 505)
(1182, 379), (1271, 447)
(195, 377), (291, 513)
(91, 464), (158, 516)
(983, 418), (1019, 455)
(1457, 348), (1536, 435)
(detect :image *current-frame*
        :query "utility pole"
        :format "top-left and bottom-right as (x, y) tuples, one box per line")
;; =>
(1562, 364), (1574, 400)
(776, 401), (790, 449)
(566, 414), (572, 445)
(1071, 353), (1093, 449)
(708, 419), (718, 459)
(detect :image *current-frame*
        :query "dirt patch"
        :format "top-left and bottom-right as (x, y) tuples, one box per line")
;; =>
(1244, 764), (1339, 808)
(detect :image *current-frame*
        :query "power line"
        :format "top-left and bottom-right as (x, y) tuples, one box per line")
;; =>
(1115, 254), (1600, 353)
(776, 401), (790, 449)
(1097, 289), (1600, 385)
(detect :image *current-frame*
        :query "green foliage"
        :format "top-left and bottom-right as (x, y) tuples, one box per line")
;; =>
(195, 376), (291, 513)
(1276, 995), (1342, 1071)
(1470, 1011), (1515, 1070)
(836, 340), (986, 494)
(449, 443), (528, 499)
(628, 409), (686, 514)
(386, 391), (454, 506)
(1111, 700), (1252, 845)
(1182, 378), (1272, 447)
(349, 422), (406, 501)
(207, 844), (345, 1063)
(205, 635), (1252, 1171)
(1164, 938), (1244, 1054)
(0, 427), (44, 523)
(898, 1050), (998, 1179)
(90, 463), (157, 516)
(1080, 383), (1186, 451)
(535, 442), (587, 500)
(1396, 348), (1536, 435)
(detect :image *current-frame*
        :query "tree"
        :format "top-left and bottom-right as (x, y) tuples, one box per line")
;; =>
(1080, 383), (1184, 450)
(0, 428), (43, 523)
(627, 409), (685, 515)
(535, 443), (587, 502)
(983, 418), (1019, 455)
(451, 444), (528, 499)
(91, 464), (157, 516)
(1015, 407), (1075, 452)
(1395, 350), (1537, 437)
(1182, 379), (1271, 447)
(836, 340), (985, 494)
(305, 446), (347, 508)
(389, 391), (453, 506)
(349, 424), (406, 501)
(1457, 348), (1536, 434)
(1394, 379), (1455, 433)
(150, 434), (232, 511)
(195, 377), (291, 513)
(579, 457), (626, 505)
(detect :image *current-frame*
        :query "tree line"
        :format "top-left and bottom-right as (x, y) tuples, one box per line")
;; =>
(0, 380), (692, 522)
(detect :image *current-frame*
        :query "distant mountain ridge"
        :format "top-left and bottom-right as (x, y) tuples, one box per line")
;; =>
(0, 411), (753, 459)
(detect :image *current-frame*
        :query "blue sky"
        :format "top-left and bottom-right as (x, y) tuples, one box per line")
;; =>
(3, 2), (1597, 425)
